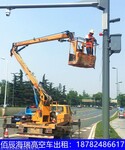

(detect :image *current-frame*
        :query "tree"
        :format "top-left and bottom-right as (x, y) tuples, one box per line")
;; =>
(82, 90), (90, 98)
(93, 92), (102, 106)
(41, 74), (67, 104)
(2, 70), (116, 107)
(0, 80), (6, 105)
(66, 90), (80, 106)
(118, 94), (125, 107)
(7, 70), (35, 107)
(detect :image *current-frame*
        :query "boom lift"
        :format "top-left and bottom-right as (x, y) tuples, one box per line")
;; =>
(10, 31), (96, 138)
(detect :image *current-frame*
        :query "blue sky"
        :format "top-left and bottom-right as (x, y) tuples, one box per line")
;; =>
(0, 0), (124, 98)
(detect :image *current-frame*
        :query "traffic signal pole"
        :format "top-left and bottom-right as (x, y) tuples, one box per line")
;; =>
(102, 0), (110, 138)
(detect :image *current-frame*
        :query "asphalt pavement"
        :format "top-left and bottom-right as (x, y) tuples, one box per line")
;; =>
(1, 109), (124, 139)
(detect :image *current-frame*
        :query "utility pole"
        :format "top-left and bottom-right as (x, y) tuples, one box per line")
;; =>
(0, 57), (8, 116)
(101, 0), (121, 138)
(101, 0), (110, 139)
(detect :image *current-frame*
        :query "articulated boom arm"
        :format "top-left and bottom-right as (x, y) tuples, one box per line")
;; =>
(11, 50), (52, 104)
(11, 30), (74, 54)
(10, 31), (74, 108)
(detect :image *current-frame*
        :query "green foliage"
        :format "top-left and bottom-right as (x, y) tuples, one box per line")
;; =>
(93, 92), (102, 106)
(82, 90), (90, 98)
(95, 121), (121, 139)
(1, 70), (92, 106)
(41, 74), (66, 104)
(1, 70), (120, 107)
(0, 80), (5, 105)
(0, 71), (69, 106)
(117, 94), (125, 107)
(66, 90), (79, 106)
(95, 121), (103, 138)
(0, 70), (35, 107)
(95, 113), (121, 139)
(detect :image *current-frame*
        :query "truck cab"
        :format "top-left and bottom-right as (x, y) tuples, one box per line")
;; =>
(50, 104), (72, 125)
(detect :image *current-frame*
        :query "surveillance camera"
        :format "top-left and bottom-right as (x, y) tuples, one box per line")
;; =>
(5, 9), (11, 16)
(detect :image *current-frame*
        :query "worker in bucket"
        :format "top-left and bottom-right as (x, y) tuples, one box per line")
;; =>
(85, 29), (97, 55)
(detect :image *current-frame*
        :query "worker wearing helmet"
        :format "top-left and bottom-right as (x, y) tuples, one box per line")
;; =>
(85, 29), (97, 55)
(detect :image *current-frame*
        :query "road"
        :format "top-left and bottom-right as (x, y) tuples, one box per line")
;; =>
(0, 107), (117, 139)
(71, 107), (117, 138)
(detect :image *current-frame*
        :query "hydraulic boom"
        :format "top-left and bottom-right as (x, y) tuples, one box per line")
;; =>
(10, 31), (74, 124)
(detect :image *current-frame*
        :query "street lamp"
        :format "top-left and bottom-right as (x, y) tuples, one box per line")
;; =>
(112, 67), (119, 100)
(0, 57), (8, 116)
(118, 81), (122, 95)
